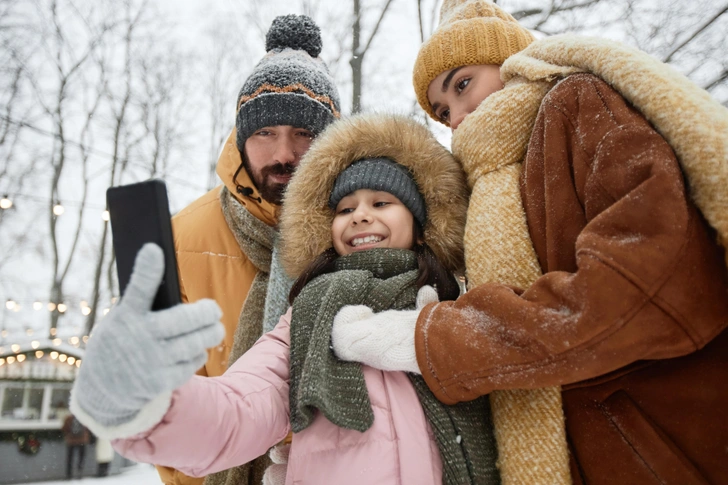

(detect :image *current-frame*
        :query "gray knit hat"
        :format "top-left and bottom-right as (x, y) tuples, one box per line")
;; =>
(235, 15), (341, 152)
(329, 158), (427, 227)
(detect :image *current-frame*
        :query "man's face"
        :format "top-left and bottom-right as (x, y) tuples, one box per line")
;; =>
(243, 125), (315, 205)
(426, 64), (503, 132)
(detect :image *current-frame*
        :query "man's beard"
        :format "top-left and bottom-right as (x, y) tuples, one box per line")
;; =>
(242, 154), (296, 205)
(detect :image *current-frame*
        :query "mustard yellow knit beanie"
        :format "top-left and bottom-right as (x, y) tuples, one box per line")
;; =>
(413, 0), (535, 123)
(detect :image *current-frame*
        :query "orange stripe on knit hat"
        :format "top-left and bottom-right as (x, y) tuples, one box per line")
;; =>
(413, 0), (535, 125)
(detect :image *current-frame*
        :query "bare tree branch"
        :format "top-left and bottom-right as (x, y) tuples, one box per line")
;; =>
(663, 3), (728, 63)
(703, 68), (728, 91)
(511, 0), (602, 21)
(362, 0), (394, 55)
(416, 0), (425, 43)
(350, 0), (396, 112)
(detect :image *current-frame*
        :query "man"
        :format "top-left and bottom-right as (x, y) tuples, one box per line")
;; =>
(331, 1), (728, 484)
(158, 14), (340, 485)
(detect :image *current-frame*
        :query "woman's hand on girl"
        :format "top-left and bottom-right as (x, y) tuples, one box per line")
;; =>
(70, 243), (224, 440)
(330, 285), (438, 373)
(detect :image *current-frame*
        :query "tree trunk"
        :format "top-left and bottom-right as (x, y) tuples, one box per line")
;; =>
(350, 0), (363, 113)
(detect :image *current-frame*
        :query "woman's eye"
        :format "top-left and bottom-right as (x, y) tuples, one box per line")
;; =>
(337, 207), (353, 214)
(456, 78), (470, 93)
(438, 109), (450, 123)
(373, 201), (390, 208)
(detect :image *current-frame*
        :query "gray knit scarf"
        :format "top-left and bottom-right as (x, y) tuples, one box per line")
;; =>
(289, 248), (500, 485)
(203, 187), (291, 485)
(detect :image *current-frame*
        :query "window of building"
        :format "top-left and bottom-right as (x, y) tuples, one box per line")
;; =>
(1, 386), (23, 418)
(48, 388), (71, 420)
(0, 382), (73, 428)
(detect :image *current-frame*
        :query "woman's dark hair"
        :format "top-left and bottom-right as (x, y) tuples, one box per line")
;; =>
(288, 222), (460, 304)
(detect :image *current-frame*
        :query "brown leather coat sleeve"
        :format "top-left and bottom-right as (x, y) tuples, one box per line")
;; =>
(415, 74), (728, 405)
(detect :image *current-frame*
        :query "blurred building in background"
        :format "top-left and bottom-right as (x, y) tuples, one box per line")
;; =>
(0, 343), (129, 483)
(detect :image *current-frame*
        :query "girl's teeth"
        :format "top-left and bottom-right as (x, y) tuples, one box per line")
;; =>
(352, 235), (383, 247)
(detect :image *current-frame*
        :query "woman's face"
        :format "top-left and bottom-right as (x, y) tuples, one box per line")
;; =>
(331, 189), (415, 257)
(426, 64), (503, 131)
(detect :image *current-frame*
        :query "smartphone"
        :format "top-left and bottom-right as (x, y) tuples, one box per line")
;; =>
(106, 179), (181, 311)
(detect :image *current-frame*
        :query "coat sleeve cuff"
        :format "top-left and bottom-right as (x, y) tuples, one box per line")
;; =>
(415, 301), (459, 405)
(69, 391), (173, 441)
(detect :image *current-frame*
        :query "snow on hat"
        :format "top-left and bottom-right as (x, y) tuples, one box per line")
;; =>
(235, 14), (341, 151)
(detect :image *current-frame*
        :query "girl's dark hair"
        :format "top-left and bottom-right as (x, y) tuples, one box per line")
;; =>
(288, 223), (460, 304)
(289, 247), (339, 303)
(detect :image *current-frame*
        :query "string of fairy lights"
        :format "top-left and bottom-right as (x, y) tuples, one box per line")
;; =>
(1, 294), (118, 349)
(0, 115), (209, 370)
(0, 303), (100, 368)
(0, 340), (86, 369)
(1, 193), (110, 218)
(1, 194), (118, 362)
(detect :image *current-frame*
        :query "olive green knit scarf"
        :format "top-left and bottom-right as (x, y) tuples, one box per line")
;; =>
(203, 187), (276, 485)
(289, 248), (500, 485)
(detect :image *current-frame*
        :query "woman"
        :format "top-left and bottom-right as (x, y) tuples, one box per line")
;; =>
(331, 1), (728, 484)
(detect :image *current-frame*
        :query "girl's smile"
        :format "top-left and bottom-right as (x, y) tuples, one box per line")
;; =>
(332, 189), (415, 256)
(349, 233), (385, 248)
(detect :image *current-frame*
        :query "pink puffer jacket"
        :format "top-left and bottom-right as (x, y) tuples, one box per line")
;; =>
(113, 308), (443, 485)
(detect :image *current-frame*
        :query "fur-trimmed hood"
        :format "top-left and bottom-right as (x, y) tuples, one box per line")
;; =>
(279, 113), (469, 277)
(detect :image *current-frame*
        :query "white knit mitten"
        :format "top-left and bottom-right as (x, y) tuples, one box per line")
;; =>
(331, 285), (438, 374)
(70, 244), (224, 439)
(262, 443), (290, 485)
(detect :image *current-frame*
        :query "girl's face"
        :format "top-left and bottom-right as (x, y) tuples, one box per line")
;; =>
(426, 64), (503, 131)
(331, 189), (415, 256)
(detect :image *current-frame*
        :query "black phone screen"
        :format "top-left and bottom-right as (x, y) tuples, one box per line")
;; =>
(106, 179), (181, 311)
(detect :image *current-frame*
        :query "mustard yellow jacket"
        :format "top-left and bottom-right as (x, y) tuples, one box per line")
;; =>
(156, 129), (278, 485)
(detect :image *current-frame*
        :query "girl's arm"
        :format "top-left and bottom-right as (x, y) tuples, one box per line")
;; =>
(112, 310), (293, 477)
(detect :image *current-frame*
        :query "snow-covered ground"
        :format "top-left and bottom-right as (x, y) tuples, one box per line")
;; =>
(22, 464), (162, 485)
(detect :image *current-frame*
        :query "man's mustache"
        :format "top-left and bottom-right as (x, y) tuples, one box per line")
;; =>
(261, 162), (296, 179)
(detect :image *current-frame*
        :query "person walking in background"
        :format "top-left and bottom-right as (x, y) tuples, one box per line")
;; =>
(330, 1), (728, 484)
(95, 436), (114, 477)
(61, 413), (90, 480)
(158, 13), (340, 485)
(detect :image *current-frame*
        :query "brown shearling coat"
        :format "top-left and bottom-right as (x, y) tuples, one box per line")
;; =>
(415, 74), (728, 484)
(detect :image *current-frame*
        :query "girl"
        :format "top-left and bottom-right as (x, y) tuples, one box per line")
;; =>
(70, 113), (499, 485)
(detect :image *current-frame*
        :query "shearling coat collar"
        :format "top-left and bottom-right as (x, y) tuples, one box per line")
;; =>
(279, 113), (469, 277)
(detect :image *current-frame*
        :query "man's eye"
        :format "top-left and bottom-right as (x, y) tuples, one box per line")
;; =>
(298, 131), (314, 138)
(374, 201), (390, 208)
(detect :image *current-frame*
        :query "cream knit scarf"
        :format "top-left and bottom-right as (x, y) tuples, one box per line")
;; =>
(452, 35), (728, 485)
